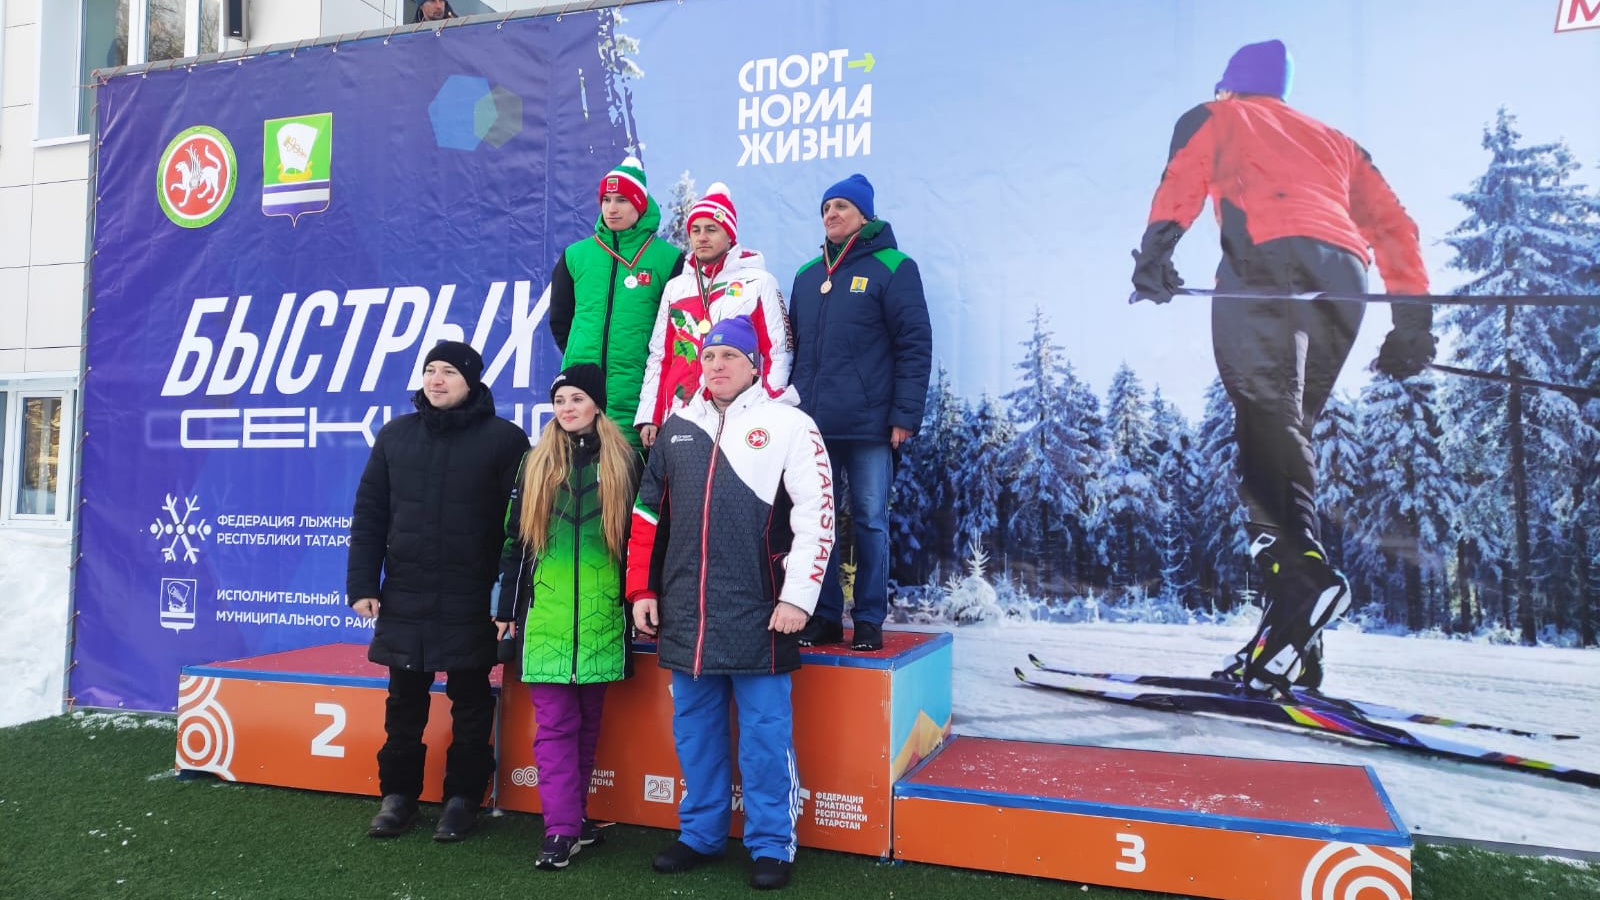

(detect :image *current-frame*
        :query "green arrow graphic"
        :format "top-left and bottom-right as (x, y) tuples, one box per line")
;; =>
(848, 52), (875, 73)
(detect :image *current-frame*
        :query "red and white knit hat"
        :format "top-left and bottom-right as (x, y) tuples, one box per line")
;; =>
(686, 182), (737, 245)
(598, 156), (648, 214)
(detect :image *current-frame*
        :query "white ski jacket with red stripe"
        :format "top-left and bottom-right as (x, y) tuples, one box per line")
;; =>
(625, 384), (834, 675)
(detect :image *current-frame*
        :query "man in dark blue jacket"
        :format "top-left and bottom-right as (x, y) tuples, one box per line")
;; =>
(789, 174), (933, 652)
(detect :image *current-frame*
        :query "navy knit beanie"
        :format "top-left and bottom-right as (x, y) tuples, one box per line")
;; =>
(1215, 40), (1293, 100)
(423, 340), (484, 389)
(821, 173), (875, 220)
(703, 315), (761, 369)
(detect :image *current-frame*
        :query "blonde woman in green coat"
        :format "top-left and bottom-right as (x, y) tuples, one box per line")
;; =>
(496, 364), (639, 871)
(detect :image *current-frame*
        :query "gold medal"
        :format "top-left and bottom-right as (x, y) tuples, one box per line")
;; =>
(820, 279), (833, 294)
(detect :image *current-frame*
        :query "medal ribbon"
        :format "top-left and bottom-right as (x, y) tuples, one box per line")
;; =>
(821, 232), (860, 284)
(694, 257), (728, 308)
(593, 233), (656, 274)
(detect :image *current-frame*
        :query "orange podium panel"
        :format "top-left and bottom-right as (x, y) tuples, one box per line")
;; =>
(495, 630), (953, 858)
(175, 644), (501, 803)
(893, 736), (1411, 900)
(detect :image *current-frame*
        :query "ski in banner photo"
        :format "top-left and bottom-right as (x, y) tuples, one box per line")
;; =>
(1013, 665), (1599, 789)
(1024, 654), (1579, 740)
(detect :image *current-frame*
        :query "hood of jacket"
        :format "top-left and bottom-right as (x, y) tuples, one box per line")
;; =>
(411, 381), (498, 433)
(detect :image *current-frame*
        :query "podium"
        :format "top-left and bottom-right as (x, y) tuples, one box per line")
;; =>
(495, 630), (952, 856)
(175, 637), (1415, 900)
(174, 645), (499, 802)
(893, 736), (1412, 900)
(175, 632), (954, 858)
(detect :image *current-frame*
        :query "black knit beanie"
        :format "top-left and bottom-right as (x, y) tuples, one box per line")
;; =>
(550, 363), (606, 409)
(423, 340), (484, 389)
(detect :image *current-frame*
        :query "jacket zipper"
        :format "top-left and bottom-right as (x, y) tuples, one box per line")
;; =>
(599, 236), (620, 389)
(808, 249), (839, 390)
(693, 405), (727, 676)
(571, 464), (582, 684)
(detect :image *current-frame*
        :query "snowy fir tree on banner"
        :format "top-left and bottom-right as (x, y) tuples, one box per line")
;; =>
(1001, 309), (1105, 596)
(942, 532), (1002, 624)
(950, 394), (1016, 570)
(1351, 373), (1455, 632)
(1311, 392), (1365, 586)
(1094, 363), (1167, 600)
(888, 367), (962, 587)
(1192, 377), (1251, 611)
(1149, 388), (1203, 608)
(596, 8), (644, 156)
(1442, 107), (1600, 645)
(656, 171), (696, 250)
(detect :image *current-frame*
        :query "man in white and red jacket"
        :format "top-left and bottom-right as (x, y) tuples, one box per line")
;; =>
(626, 315), (833, 891)
(635, 182), (792, 449)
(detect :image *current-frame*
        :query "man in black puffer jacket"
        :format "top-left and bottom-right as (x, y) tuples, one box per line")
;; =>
(347, 341), (529, 842)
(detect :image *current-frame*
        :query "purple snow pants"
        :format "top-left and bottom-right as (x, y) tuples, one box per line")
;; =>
(527, 681), (608, 838)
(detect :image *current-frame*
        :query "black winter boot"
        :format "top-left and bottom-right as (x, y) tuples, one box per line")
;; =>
(797, 617), (844, 647)
(433, 796), (480, 842)
(367, 794), (418, 838)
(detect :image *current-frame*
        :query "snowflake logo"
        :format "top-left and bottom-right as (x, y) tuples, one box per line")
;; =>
(149, 494), (212, 563)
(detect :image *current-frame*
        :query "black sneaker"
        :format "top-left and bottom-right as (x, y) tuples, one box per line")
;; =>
(850, 622), (883, 652)
(797, 617), (844, 647)
(433, 796), (479, 842)
(536, 834), (581, 870)
(652, 839), (722, 874)
(750, 857), (793, 890)
(367, 794), (417, 838)
(579, 819), (607, 847)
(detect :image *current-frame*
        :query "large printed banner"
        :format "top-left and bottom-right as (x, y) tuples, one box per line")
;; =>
(81, 0), (1599, 848)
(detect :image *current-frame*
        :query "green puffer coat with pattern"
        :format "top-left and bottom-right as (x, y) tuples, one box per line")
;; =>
(495, 434), (633, 684)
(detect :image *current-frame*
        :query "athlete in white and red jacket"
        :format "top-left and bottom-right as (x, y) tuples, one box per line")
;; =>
(635, 182), (792, 449)
(625, 315), (832, 888)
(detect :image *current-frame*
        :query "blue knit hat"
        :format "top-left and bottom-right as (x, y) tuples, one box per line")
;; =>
(703, 315), (760, 368)
(1215, 40), (1293, 100)
(821, 173), (875, 220)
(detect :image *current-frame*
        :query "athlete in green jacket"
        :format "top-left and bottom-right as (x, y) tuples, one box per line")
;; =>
(547, 157), (685, 453)
(495, 363), (639, 870)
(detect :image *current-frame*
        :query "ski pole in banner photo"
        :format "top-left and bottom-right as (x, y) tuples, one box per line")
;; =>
(1127, 286), (1600, 308)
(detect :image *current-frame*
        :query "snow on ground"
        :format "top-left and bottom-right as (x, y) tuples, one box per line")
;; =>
(928, 619), (1600, 853)
(0, 530), (71, 729)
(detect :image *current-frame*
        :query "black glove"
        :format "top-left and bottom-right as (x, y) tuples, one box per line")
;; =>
(1130, 221), (1186, 304)
(1374, 303), (1436, 379)
(1374, 328), (1437, 379)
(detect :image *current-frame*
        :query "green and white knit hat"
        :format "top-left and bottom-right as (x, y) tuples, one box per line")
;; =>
(598, 156), (649, 214)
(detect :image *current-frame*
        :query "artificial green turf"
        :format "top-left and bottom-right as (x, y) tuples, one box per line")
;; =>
(1, 713), (1594, 900)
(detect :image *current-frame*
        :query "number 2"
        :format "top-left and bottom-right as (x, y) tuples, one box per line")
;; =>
(311, 702), (346, 758)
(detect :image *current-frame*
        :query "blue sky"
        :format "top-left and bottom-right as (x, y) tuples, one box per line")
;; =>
(625, 0), (1600, 418)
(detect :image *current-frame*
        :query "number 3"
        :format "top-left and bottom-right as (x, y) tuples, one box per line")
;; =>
(1115, 833), (1147, 873)
(311, 702), (346, 758)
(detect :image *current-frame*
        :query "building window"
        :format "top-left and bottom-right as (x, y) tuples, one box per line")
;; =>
(39, 0), (224, 140)
(1, 384), (75, 526)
